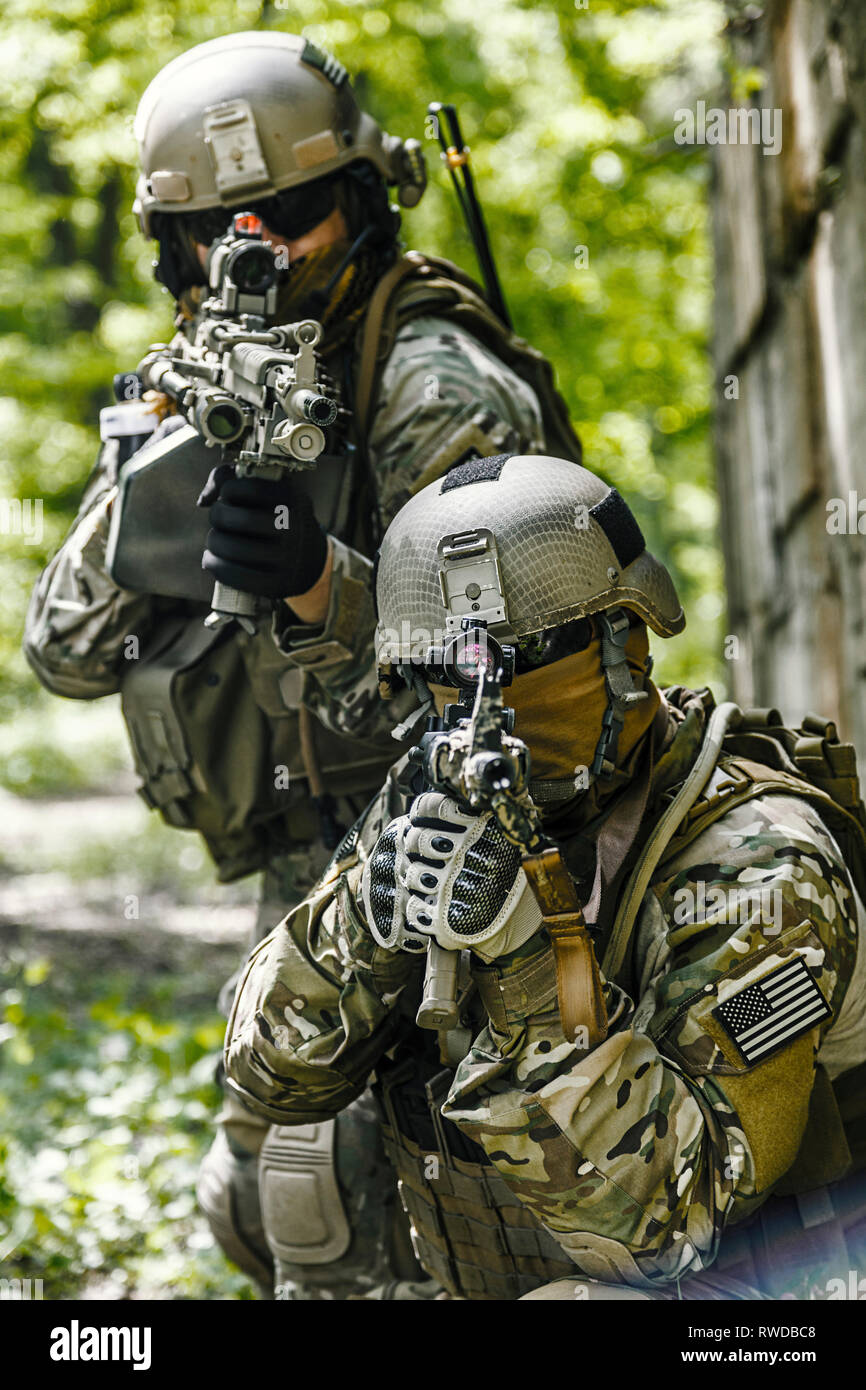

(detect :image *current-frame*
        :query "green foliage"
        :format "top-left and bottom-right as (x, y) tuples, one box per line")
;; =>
(0, 946), (255, 1299)
(0, 0), (728, 741)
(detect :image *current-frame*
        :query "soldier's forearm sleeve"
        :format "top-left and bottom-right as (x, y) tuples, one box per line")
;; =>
(223, 861), (422, 1125)
(270, 537), (417, 741)
(23, 448), (158, 698)
(442, 793), (859, 1287)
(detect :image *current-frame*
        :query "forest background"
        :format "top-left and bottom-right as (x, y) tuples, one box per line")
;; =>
(0, 0), (728, 1299)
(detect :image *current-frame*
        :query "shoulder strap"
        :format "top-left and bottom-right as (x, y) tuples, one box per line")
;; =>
(603, 704), (866, 985)
(601, 702), (743, 981)
(352, 251), (583, 464)
(353, 252), (428, 438)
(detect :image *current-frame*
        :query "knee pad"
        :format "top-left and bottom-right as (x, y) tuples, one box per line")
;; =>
(520, 1278), (653, 1301)
(258, 1121), (352, 1267)
(197, 1129), (274, 1294)
(259, 1094), (429, 1298)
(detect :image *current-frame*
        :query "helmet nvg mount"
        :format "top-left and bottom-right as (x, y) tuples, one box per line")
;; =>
(133, 31), (427, 238)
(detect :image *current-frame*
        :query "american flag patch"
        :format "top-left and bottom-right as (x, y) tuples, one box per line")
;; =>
(713, 957), (831, 1065)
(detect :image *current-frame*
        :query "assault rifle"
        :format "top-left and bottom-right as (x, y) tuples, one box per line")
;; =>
(409, 619), (608, 1047)
(107, 212), (339, 633)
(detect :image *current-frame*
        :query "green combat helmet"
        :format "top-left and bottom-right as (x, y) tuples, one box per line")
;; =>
(132, 30), (426, 297)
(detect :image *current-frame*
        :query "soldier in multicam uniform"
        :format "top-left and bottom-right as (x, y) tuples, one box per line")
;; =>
(23, 33), (582, 1299)
(224, 452), (866, 1301)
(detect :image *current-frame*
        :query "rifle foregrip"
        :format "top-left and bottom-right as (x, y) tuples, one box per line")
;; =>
(416, 941), (460, 1031)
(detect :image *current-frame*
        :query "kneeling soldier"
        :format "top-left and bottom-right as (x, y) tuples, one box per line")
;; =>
(224, 453), (866, 1300)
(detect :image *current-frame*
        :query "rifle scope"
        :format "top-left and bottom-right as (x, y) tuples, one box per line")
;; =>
(424, 625), (515, 690)
(227, 242), (277, 296)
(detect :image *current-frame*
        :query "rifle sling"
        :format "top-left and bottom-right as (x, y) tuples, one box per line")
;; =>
(521, 847), (608, 1047)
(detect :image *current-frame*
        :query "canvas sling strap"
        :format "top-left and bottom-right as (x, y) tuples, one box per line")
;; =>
(601, 701), (742, 981)
(353, 253), (423, 440)
(479, 702), (664, 1048)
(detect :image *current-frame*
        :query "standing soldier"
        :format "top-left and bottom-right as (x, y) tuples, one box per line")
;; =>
(23, 32), (582, 1298)
(225, 453), (866, 1301)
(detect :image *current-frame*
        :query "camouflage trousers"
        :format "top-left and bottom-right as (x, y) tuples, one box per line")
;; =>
(200, 843), (432, 1300)
(521, 1169), (866, 1301)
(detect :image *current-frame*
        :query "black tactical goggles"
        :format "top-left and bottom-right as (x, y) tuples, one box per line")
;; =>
(179, 176), (338, 247)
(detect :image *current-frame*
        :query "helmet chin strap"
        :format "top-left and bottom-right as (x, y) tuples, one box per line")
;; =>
(389, 666), (434, 742)
(590, 608), (649, 781)
(294, 223), (377, 319)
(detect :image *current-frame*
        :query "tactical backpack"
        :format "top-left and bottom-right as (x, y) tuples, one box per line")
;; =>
(602, 696), (866, 1190)
(603, 699), (866, 982)
(352, 250), (583, 473)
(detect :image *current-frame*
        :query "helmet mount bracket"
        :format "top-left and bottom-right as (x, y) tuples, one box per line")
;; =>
(203, 100), (275, 202)
(436, 528), (514, 638)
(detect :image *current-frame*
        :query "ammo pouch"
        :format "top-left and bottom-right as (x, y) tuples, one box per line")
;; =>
(120, 613), (284, 881)
(373, 1055), (575, 1300)
(120, 612), (399, 882)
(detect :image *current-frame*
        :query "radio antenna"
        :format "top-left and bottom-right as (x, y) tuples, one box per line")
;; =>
(428, 101), (513, 331)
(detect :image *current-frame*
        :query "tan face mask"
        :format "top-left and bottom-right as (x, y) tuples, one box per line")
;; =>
(506, 625), (659, 781)
(430, 624), (659, 785)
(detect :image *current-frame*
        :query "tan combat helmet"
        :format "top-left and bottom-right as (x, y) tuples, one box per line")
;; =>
(133, 30), (426, 238)
(375, 453), (684, 663)
(375, 453), (685, 778)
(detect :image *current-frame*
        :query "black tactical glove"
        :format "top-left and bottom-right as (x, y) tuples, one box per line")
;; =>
(197, 464), (328, 599)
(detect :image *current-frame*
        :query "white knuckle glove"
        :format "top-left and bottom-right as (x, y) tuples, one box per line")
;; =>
(363, 792), (543, 964)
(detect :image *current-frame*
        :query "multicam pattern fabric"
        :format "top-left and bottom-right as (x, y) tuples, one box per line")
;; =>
(224, 690), (865, 1293)
(22, 305), (547, 1302)
(367, 313), (545, 523)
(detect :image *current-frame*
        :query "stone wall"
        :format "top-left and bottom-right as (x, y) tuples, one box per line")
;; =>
(712, 0), (866, 753)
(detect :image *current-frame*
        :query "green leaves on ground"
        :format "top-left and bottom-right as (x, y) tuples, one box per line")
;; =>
(0, 947), (255, 1299)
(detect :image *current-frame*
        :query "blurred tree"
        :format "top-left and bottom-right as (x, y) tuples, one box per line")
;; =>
(0, 0), (726, 751)
(712, 0), (866, 754)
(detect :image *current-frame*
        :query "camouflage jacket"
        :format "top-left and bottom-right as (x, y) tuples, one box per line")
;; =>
(24, 310), (545, 741)
(224, 687), (866, 1290)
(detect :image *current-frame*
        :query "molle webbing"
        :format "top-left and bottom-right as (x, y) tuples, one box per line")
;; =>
(375, 1063), (573, 1299)
(379, 1125), (575, 1300)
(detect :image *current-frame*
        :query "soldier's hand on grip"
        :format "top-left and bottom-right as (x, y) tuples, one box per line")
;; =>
(197, 466), (328, 600)
(362, 792), (544, 964)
